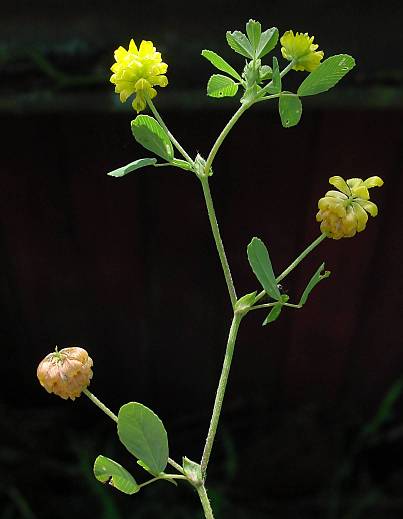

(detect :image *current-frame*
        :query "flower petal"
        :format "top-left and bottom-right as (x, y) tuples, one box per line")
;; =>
(325, 190), (348, 200)
(128, 39), (138, 54)
(329, 176), (351, 196)
(364, 176), (384, 189)
(352, 201), (368, 232)
(356, 199), (378, 217)
(347, 178), (370, 200)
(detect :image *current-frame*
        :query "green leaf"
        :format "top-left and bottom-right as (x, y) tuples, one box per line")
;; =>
(259, 65), (272, 81)
(266, 57), (281, 94)
(226, 30), (254, 59)
(247, 237), (281, 300)
(131, 115), (174, 162)
(298, 263), (331, 306)
(201, 50), (242, 81)
(118, 402), (169, 476)
(107, 158), (157, 177)
(93, 455), (139, 495)
(246, 19), (262, 52)
(171, 158), (193, 171)
(235, 291), (257, 313)
(263, 302), (283, 325)
(297, 54), (356, 97)
(279, 92), (302, 128)
(256, 27), (279, 59)
(207, 74), (239, 98)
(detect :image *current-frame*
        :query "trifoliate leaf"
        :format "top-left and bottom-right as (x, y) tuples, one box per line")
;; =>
(226, 30), (254, 58)
(201, 50), (242, 81)
(297, 54), (356, 97)
(131, 115), (174, 162)
(93, 455), (139, 495)
(256, 27), (279, 59)
(207, 74), (239, 98)
(107, 158), (157, 177)
(279, 92), (302, 128)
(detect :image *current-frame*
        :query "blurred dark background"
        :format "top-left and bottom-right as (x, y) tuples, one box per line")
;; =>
(1, 1), (403, 517)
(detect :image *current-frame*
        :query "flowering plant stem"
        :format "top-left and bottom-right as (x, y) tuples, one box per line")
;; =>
(197, 484), (215, 519)
(204, 102), (251, 174)
(201, 312), (243, 478)
(200, 176), (237, 308)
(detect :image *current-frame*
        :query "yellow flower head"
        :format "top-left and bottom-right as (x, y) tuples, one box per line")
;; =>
(316, 176), (384, 239)
(110, 39), (168, 113)
(280, 30), (324, 72)
(37, 347), (93, 400)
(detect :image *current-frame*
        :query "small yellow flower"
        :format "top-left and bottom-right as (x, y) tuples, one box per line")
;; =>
(110, 39), (168, 113)
(316, 176), (384, 239)
(37, 347), (93, 400)
(280, 30), (324, 72)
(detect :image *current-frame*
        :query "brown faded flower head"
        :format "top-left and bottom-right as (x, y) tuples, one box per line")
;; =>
(37, 347), (93, 400)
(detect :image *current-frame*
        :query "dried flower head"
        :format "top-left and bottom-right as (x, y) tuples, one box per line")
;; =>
(37, 347), (93, 400)
(316, 176), (384, 239)
(280, 30), (324, 72)
(110, 39), (168, 113)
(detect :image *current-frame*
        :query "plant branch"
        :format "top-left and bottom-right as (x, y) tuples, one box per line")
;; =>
(200, 176), (237, 308)
(204, 101), (252, 174)
(146, 97), (194, 165)
(254, 233), (327, 304)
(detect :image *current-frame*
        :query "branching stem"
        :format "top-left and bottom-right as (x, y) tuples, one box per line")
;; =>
(200, 176), (237, 308)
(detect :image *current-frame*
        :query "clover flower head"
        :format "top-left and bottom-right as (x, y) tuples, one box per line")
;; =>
(37, 347), (93, 400)
(316, 176), (384, 239)
(280, 30), (324, 72)
(110, 39), (168, 113)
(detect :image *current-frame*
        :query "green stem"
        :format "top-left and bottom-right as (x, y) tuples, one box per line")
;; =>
(254, 233), (327, 304)
(204, 101), (252, 174)
(200, 176), (237, 308)
(197, 485), (215, 519)
(146, 97), (194, 165)
(139, 474), (187, 489)
(201, 313), (242, 477)
(83, 389), (118, 422)
(83, 389), (183, 473)
(277, 233), (327, 282)
(203, 61), (295, 175)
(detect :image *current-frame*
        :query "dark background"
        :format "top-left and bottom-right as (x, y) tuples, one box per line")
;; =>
(1, 1), (403, 517)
